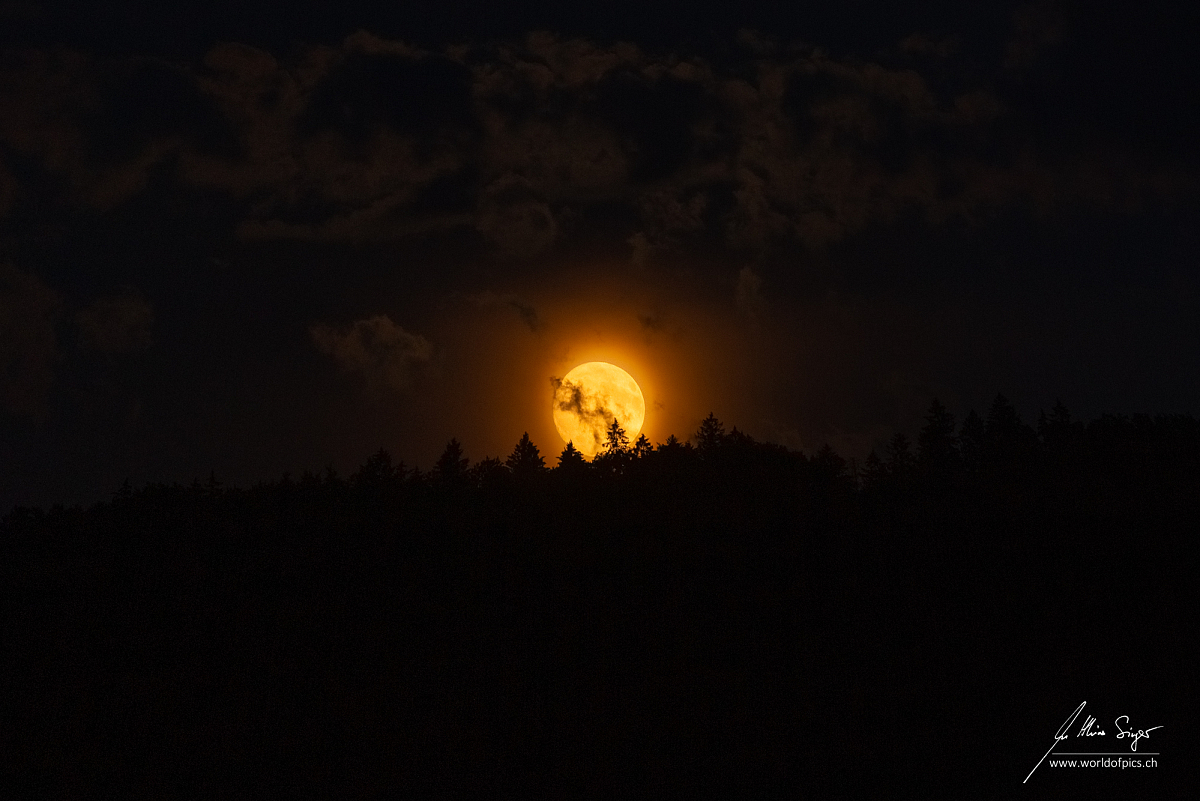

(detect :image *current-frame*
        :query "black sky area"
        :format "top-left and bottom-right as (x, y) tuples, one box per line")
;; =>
(2, 0), (1199, 509)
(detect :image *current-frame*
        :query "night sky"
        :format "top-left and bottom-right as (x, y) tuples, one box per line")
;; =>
(3, 0), (1198, 509)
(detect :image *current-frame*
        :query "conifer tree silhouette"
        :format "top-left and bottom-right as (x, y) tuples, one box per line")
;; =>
(695, 413), (725, 451)
(1038, 400), (1074, 451)
(603, 419), (630, 453)
(557, 441), (587, 472)
(594, 420), (631, 477)
(918, 398), (959, 479)
(658, 434), (685, 452)
(985, 393), (1037, 463)
(813, 443), (847, 479)
(353, 449), (400, 490)
(433, 439), (469, 486)
(862, 449), (886, 489)
(986, 394), (1021, 447)
(885, 433), (915, 480)
(4, 389), (1198, 801)
(727, 426), (755, 448)
(470, 456), (508, 488)
(506, 432), (546, 477)
(959, 409), (985, 471)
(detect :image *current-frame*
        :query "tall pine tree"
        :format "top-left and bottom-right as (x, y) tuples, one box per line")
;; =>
(695, 413), (726, 451)
(557, 441), (587, 472)
(603, 418), (630, 453)
(506, 432), (546, 478)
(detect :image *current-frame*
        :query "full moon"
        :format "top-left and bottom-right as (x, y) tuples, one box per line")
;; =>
(552, 362), (646, 459)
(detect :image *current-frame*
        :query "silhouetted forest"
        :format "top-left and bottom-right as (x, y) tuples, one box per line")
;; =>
(3, 396), (1191, 796)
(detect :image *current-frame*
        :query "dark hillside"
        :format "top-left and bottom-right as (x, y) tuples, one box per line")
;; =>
(3, 402), (1192, 796)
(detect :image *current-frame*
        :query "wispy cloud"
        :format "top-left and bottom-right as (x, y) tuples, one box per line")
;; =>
(468, 290), (541, 332)
(311, 315), (433, 393)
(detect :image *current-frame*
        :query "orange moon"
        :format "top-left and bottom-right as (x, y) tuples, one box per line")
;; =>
(552, 362), (646, 458)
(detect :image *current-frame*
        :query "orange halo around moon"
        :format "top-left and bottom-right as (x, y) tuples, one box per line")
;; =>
(552, 361), (646, 459)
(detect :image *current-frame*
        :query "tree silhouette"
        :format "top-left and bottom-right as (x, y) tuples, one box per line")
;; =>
(603, 418), (630, 454)
(433, 438), (469, 486)
(407, 465), (426, 487)
(655, 434), (692, 466)
(918, 398), (958, 479)
(812, 443), (847, 480)
(557, 441), (587, 472)
(959, 409), (985, 471)
(1038, 400), (1075, 451)
(506, 432), (546, 478)
(984, 393), (1039, 466)
(470, 456), (508, 488)
(353, 448), (402, 490)
(633, 434), (653, 459)
(594, 420), (632, 477)
(885, 433), (915, 480)
(3, 393), (1195, 798)
(986, 394), (1021, 448)
(862, 449), (886, 490)
(658, 433), (684, 452)
(113, 477), (134, 501)
(727, 426), (755, 448)
(695, 412), (725, 451)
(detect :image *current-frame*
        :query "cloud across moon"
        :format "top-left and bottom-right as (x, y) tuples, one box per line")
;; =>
(551, 362), (646, 458)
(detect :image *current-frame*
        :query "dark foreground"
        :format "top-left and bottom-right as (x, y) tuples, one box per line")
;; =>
(2, 405), (1193, 797)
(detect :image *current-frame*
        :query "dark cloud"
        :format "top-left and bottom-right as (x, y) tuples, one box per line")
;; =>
(0, 263), (59, 417)
(298, 34), (477, 148)
(186, 37), (477, 243)
(469, 291), (541, 332)
(76, 291), (153, 354)
(0, 49), (234, 210)
(510, 301), (539, 332)
(550, 374), (615, 452)
(2, 30), (1191, 256)
(637, 311), (667, 346)
(311, 315), (433, 394)
(1, 10), (1197, 509)
(637, 313), (662, 332)
(0, 50), (95, 198)
(474, 173), (557, 257)
(633, 187), (709, 253)
(85, 58), (232, 164)
(591, 65), (712, 182)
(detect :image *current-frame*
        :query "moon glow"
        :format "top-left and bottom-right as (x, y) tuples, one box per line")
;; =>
(552, 362), (646, 458)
